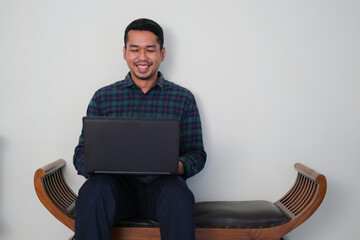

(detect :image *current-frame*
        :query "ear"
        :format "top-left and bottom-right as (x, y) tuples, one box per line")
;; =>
(123, 46), (126, 60)
(161, 47), (166, 62)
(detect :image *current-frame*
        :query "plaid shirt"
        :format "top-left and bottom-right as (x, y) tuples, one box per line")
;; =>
(73, 72), (206, 183)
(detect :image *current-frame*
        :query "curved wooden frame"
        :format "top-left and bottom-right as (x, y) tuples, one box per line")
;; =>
(34, 160), (326, 240)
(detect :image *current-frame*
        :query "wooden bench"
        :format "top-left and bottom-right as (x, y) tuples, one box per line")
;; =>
(34, 159), (326, 240)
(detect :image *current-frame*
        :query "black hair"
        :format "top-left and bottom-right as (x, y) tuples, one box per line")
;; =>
(124, 18), (164, 49)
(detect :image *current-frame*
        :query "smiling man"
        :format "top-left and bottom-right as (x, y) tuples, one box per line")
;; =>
(73, 19), (207, 240)
(124, 30), (165, 92)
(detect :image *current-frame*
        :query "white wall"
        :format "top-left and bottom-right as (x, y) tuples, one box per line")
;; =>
(1, 0), (359, 239)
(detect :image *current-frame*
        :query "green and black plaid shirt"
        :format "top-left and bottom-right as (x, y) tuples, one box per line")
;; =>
(73, 72), (206, 183)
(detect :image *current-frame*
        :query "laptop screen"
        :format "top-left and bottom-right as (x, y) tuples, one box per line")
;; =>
(83, 117), (180, 175)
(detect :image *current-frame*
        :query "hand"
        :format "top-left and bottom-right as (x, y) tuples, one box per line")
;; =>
(178, 161), (184, 176)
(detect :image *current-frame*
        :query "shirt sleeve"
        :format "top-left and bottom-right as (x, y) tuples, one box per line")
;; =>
(73, 94), (100, 178)
(178, 95), (207, 179)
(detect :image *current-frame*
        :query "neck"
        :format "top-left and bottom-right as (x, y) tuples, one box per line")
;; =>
(131, 73), (158, 94)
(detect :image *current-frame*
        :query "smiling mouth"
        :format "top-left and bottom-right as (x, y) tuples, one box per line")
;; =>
(135, 61), (152, 73)
(137, 65), (149, 73)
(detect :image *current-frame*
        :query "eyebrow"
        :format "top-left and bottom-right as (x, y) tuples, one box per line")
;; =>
(128, 44), (157, 48)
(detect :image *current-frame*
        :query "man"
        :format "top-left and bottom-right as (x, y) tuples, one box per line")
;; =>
(73, 18), (206, 240)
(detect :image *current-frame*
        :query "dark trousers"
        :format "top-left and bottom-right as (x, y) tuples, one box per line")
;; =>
(75, 175), (195, 240)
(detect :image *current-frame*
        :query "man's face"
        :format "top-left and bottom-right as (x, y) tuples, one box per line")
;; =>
(123, 30), (165, 82)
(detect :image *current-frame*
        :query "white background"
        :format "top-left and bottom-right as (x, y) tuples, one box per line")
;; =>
(1, 0), (359, 239)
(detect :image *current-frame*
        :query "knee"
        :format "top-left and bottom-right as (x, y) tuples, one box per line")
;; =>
(155, 176), (195, 208)
(77, 175), (119, 205)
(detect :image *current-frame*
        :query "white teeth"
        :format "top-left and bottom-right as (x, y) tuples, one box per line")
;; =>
(138, 65), (148, 69)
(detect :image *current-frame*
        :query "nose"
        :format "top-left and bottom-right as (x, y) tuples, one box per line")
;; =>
(138, 49), (148, 60)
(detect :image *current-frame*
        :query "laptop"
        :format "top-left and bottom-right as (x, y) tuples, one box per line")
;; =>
(83, 117), (180, 175)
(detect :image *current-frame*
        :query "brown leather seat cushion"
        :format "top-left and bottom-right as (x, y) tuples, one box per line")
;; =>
(114, 200), (290, 229)
(195, 200), (290, 228)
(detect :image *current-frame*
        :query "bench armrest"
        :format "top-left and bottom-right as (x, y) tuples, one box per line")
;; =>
(275, 163), (327, 234)
(34, 159), (77, 231)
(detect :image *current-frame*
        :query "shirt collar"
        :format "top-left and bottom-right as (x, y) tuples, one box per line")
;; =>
(125, 72), (165, 91)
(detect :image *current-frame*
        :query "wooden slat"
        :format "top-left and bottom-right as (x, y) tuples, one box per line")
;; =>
(280, 173), (301, 207)
(293, 180), (316, 215)
(288, 175), (309, 214)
